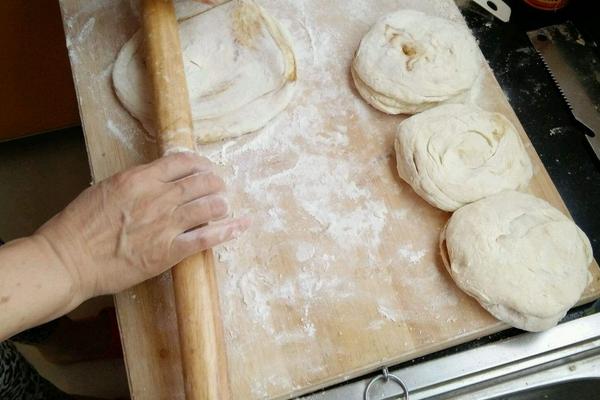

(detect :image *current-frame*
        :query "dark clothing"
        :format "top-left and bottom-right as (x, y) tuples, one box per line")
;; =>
(1, 330), (69, 400)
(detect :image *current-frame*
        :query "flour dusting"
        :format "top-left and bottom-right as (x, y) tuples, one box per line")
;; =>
(549, 127), (567, 137)
(396, 247), (427, 265)
(377, 302), (401, 322)
(77, 17), (96, 44)
(296, 242), (315, 262)
(106, 119), (139, 156)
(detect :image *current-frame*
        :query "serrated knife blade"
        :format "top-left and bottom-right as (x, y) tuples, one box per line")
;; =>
(528, 22), (600, 159)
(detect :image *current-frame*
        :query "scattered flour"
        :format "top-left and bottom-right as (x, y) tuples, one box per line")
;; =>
(396, 247), (427, 265)
(77, 17), (96, 44)
(263, 207), (286, 233)
(367, 319), (386, 331)
(296, 242), (316, 262)
(377, 302), (402, 323)
(515, 47), (534, 55)
(393, 208), (409, 220)
(106, 119), (139, 156)
(237, 268), (275, 328)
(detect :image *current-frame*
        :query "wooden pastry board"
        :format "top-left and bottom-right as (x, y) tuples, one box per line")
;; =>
(59, 0), (600, 399)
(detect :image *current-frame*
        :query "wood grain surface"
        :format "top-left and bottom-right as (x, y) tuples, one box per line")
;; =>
(140, 0), (231, 398)
(59, 0), (600, 399)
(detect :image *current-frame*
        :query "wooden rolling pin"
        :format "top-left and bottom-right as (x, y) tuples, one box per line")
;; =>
(140, 0), (231, 399)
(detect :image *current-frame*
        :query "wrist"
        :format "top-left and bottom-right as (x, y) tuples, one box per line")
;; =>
(29, 233), (90, 311)
(0, 234), (90, 339)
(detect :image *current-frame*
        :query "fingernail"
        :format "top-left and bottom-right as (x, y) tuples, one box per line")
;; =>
(221, 196), (231, 218)
(230, 227), (243, 239)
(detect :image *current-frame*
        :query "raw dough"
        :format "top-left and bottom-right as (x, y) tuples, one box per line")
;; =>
(395, 104), (533, 211)
(113, 0), (297, 143)
(440, 191), (593, 332)
(351, 10), (481, 114)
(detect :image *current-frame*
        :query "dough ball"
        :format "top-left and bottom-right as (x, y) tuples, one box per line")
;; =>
(440, 191), (593, 332)
(395, 104), (533, 211)
(113, 0), (297, 144)
(351, 10), (481, 114)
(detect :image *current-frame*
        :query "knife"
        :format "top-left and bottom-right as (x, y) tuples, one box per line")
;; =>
(528, 22), (600, 159)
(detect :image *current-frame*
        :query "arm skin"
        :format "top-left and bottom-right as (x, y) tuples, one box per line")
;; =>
(0, 152), (250, 341)
(0, 235), (83, 340)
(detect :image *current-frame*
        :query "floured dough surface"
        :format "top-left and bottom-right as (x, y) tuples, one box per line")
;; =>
(440, 191), (593, 332)
(113, 0), (297, 143)
(395, 104), (533, 211)
(352, 10), (480, 114)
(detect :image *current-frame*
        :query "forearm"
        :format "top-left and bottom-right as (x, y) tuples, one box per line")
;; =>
(0, 153), (248, 340)
(0, 235), (85, 341)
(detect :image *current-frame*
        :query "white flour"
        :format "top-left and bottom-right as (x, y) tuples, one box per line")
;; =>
(296, 242), (316, 262)
(396, 247), (427, 265)
(549, 126), (567, 137)
(377, 302), (402, 323)
(77, 17), (96, 44)
(106, 119), (139, 156)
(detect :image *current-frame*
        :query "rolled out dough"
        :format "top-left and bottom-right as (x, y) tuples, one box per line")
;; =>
(351, 10), (481, 114)
(395, 104), (533, 211)
(113, 0), (297, 143)
(440, 191), (593, 332)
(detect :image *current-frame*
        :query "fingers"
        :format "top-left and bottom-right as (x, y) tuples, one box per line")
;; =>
(169, 171), (225, 205)
(149, 152), (213, 182)
(172, 217), (252, 259)
(173, 194), (230, 231)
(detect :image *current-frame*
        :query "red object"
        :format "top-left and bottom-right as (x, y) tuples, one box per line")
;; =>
(522, 0), (569, 10)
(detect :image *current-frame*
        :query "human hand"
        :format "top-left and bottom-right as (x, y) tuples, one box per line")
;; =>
(34, 152), (250, 299)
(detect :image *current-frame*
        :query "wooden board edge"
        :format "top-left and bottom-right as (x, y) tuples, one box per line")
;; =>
(269, 289), (600, 400)
(57, 1), (99, 184)
(113, 291), (136, 398)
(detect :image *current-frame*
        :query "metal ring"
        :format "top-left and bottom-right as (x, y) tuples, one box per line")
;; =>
(364, 367), (409, 400)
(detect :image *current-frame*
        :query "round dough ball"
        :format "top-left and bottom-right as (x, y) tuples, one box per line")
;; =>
(113, 0), (297, 144)
(440, 191), (593, 332)
(351, 10), (481, 114)
(395, 104), (533, 212)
